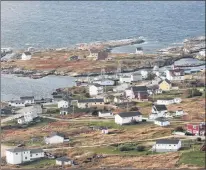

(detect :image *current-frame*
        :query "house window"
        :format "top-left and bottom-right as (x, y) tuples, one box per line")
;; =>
(16, 153), (18, 155)
(36, 154), (38, 156)
(25, 157), (27, 159)
(169, 145), (171, 146)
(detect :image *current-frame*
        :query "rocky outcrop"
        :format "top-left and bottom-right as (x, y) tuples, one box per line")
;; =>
(158, 36), (205, 59)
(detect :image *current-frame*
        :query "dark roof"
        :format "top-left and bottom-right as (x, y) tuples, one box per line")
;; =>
(136, 47), (143, 51)
(153, 104), (167, 111)
(7, 148), (29, 152)
(156, 139), (180, 145)
(117, 111), (142, 118)
(30, 148), (43, 154)
(90, 83), (102, 87)
(24, 51), (31, 55)
(99, 110), (112, 114)
(56, 157), (72, 162)
(1, 108), (12, 114)
(131, 86), (147, 92)
(48, 132), (65, 138)
(158, 79), (171, 85)
(98, 51), (108, 60)
(155, 117), (169, 122)
(78, 98), (104, 103)
(20, 96), (34, 100)
(10, 100), (24, 103)
(90, 48), (99, 53)
(53, 95), (63, 99)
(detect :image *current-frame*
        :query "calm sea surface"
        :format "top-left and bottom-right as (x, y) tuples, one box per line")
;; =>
(1, 1), (205, 101)
(1, 1), (205, 52)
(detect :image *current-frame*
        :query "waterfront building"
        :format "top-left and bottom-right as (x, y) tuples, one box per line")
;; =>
(6, 148), (44, 165)
(21, 51), (32, 60)
(89, 84), (103, 96)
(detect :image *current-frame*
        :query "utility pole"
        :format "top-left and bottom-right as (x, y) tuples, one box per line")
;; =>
(73, 105), (74, 115)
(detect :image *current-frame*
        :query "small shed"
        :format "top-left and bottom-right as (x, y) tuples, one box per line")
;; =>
(154, 117), (170, 126)
(56, 157), (73, 166)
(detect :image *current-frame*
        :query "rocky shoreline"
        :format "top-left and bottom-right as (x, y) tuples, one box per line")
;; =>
(1, 36), (205, 79)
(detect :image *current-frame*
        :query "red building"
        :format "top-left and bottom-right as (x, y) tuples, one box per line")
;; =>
(186, 123), (205, 136)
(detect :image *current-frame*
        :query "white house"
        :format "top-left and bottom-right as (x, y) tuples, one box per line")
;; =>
(113, 96), (127, 104)
(119, 75), (132, 84)
(93, 79), (115, 86)
(174, 98), (182, 104)
(152, 139), (181, 152)
(150, 104), (168, 119)
(102, 128), (109, 134)
(125, 86), (148, 101)
(77, 98), (104, 108)
(154, 117), (170, 126)
(156, 99), (174, 105)
(21, 51), (32, 60)
(58, 100), (69, 108)
(60, 108), (71, 115)
(135, 47), (143, 55)
(17, 117), (26, 124)
(9, 100), (25, 107)
(115, 111), (142, 125)
(20, 96), (35, 105)
(156, 98), (182, 105)
(44, 132), (69, 144)
(174, 110), (184, 117)
(165, 69), (185, 81)
(17, 105), (42, 124)
(6, 148), (44, 165)
(113, 83), (129, 92)
(141, 70), (148, 79)
(98, 110), (113, 118)
(199, 50), (205, 57)
(56, 157), (73, 166)
(131, 73), (142, 82)
(89, 84), (103, 96)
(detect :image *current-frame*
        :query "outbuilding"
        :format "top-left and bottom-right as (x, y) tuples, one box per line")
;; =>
(154, 117), (170, 126)
(152, 139), (181, 152)
(56, 157), (73, 166)
(44, 132), (69, 144)
(58, 100), (69, 108)
(115, 111), (142, 125)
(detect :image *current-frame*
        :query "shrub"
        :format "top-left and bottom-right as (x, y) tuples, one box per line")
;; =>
(136, 145), (145, 152)
(118, 143), (136, 151)
(175, 126), (184, 132)
(196, 137), (201, 142)
(183, 89), (202, 98)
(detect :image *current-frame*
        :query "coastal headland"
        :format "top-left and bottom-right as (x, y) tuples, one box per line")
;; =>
(1, 36), (205, 78)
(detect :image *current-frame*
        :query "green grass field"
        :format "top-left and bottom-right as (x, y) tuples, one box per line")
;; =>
(179, 150), (205, 167)
(21, 158), (55, 169)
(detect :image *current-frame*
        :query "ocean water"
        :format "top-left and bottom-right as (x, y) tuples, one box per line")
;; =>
(1, 1), (205, 52)
(1, 74), (75, 101)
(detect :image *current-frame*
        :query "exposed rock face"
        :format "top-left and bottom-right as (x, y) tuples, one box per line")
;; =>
(183, 36), (205, 55)
(158, 36), (205, 59)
